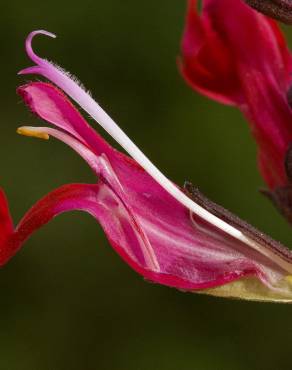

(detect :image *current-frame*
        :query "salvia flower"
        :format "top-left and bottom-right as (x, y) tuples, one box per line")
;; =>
(180, 0), (292, 223)
(13, 30), (292, 302)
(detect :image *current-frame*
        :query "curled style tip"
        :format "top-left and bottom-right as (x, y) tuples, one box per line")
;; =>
(24, 30), (57, 65)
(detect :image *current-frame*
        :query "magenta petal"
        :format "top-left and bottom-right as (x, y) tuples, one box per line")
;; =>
(17, 83), (111, 155)
(0, 184), (98, 265)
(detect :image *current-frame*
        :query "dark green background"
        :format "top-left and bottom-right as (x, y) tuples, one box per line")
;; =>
(1, 1), (292, 369)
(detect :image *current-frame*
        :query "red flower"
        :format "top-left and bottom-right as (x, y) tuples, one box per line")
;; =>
(180, 0), (292, 222)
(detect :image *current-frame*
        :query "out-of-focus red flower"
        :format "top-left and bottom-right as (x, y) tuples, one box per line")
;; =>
(180, 0), (292, 223)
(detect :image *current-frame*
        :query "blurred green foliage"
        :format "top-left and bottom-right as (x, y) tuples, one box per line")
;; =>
(1, 1), (292, 369)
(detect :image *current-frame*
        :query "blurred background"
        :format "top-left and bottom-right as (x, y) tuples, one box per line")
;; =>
(1, 1), (292, 369)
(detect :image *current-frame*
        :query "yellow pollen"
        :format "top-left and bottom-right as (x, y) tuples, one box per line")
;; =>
(285, 275), (292, 284)
(17, 127), (49, 140)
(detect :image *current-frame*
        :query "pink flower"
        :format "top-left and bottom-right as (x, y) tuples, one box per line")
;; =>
(180, 0), (292, 222)
(14, 30), (292, 302)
